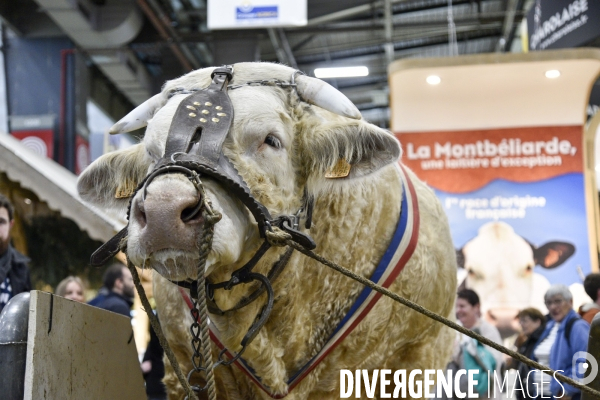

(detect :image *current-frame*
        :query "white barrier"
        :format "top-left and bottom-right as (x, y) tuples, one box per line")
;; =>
(23, 291), (146, 400)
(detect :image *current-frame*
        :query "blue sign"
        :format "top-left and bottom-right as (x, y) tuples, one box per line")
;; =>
(236, 5), (278, 20)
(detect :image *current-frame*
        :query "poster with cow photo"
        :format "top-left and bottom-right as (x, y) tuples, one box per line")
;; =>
(397, 126), (593, 336)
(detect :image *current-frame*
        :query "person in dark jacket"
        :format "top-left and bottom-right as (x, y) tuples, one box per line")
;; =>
(87, 285), (110, 306)
(0, 194), (31, 312)
(141, 314), (167, 400)
(507, 307), (546, 400)
(90, 263), (134, 317)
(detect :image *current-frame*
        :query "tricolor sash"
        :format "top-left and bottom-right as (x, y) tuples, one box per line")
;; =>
(179, 163), (420, 398)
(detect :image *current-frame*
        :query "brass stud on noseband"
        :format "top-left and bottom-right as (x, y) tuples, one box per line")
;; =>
(202, 110), (210, 114)
(205, 102), (213, 106)
(215, 106), (223, 110)
(189, 113), (197, 117)
(186, 105), (196, 110)
(217, 113), (226, 117)
(212, 118), (220, 122)
(200, 118), (207, 123)
(193, 101), (201, 106)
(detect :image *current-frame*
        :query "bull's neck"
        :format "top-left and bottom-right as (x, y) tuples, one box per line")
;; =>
(283, 164), (403, 354)
(209, 163), (404, 385)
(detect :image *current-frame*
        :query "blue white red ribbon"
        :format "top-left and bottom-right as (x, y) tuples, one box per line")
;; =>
(180, 163), (420, 398)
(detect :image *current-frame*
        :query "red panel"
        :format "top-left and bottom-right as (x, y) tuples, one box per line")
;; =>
(11, 130), (54, 159)
(396, 125), (583, 193)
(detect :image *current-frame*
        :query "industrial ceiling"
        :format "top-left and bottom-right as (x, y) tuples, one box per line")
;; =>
(0, 0), (530, 127)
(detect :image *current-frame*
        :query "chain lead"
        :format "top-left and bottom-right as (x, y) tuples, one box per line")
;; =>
(185, 181), (221, 400)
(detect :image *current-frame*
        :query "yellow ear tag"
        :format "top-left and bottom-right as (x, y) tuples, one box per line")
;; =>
(115, 180), (136, 199)
(325, 158), (352, 179)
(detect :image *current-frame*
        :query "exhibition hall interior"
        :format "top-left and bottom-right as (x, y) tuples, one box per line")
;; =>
(0, 0), (599, 399)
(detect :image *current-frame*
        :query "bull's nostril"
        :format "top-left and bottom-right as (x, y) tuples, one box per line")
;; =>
(181, 198), (203, 223)
(134, 200), (147, 228)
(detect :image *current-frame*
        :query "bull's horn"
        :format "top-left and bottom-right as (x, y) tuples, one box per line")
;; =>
(296, 75), (361, 120)
(109, 94), (164, 134)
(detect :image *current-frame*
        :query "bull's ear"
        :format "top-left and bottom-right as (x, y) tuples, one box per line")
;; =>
(534, 241), (575, 269)
(77, 143), (151, 210)
(301, 120), (401, 180)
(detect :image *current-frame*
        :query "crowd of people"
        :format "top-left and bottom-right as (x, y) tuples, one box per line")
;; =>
(0, 193), (166, 400)
(449, 282), (596, 400)
(53, 264), (166, 400)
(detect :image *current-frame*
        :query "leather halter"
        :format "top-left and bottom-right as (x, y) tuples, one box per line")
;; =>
(155, 66), (271, 234)
(91, 65), (315, 318)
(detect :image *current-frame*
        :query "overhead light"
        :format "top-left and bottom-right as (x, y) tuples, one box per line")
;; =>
(314, 66), (369, 79)
(24, 198), (32, 205)
(545, 70), (561, 79)
(90, 54), (119, 65)
(426, 75), (441, 85)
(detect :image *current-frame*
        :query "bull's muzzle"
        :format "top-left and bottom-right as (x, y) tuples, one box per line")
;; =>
(131, 175), (204, 253)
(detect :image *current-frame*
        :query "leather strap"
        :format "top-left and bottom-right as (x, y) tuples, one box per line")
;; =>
(156, 66), (273, 235)
(174, 246), (294, 316)
(90, 226), (128, 266)
(152, 157), (273, 235)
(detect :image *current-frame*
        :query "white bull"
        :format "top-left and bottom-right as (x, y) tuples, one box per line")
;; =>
(457, 221), (584, 336)
(78, 62), (457, 399)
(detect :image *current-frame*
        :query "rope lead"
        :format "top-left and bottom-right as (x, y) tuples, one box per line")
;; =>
(265, 227), (292, 247)
(128, 259), (199, 400)
(284, 240), (600, 399)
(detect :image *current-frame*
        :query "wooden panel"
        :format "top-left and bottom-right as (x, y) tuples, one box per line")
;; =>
(24, 291), (146, 400)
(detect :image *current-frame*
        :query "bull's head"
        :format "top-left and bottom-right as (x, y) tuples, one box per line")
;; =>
(77, 63), (400, 285)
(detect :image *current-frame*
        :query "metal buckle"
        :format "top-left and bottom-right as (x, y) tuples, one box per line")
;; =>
(211, 65), (233, 81)
(171, 151), (186, 163)
(276, 216), (316, 250)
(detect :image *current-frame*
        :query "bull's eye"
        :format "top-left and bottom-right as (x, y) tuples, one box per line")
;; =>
(264, 134), (282, 149)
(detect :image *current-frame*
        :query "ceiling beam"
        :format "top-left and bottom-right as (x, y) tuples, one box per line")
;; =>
(307, 1), (380, 26)
(384, 0), (394, 65)
(305, 0), (490, 26)
(291, 27), (501, 64)
(496, 0), (519, 51)
(284, 23), (502, 63)
(504, 0), (526, 51)
(277, 29), (298, 69)
(176, 15), (510, 45)
(290, 11), (519, 32)
(136, 0), (199, 71)
(267, 28), (288, 64)
(307, 0), (413, 26)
